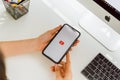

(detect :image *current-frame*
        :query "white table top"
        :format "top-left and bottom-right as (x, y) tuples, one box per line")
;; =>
(0, 0), (120, 80)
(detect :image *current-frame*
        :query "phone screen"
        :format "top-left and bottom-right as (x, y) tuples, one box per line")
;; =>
(42, 24), (80, 63)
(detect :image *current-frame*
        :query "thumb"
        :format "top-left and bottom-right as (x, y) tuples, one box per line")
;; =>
(55, 65), (61, 78)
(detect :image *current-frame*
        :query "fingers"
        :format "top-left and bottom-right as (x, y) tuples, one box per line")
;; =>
(60, 61), (66, 70)
(69, 48), (72, 51)
(51, 62), (65, 77)
(51, 66), (55, 72)
(66, 53), (71, 64)
(51, 53), (71, 78)
(65, 53), (72, 73)
(69, 40), (79, 51)
(44, 25), (61, 42)
(51, 61), (66, 72)
(55, 64), (62, 78)
(73, 40), (80, 46)
(47, 25), (62, 41)
(50, 25), (62, 34)
(60, 68), (65, 77)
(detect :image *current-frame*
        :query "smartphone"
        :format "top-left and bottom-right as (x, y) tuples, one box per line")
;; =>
(42, 24), (81, 63)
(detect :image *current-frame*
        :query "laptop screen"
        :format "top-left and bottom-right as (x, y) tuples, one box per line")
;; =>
(105, 0), (120, 12)
(94, 0), (120, 21)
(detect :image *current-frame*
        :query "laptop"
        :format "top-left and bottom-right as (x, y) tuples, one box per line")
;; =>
(76, 0), (120, 80)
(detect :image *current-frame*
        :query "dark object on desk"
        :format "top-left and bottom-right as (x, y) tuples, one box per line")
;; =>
(81, 53), (120, 80)
(2, 0), (30, 20)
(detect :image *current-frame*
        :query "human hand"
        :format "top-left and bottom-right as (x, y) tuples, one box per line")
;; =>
(50, 40), (79, 80)
(51, 53), (72, 80)
(36, 25), (62, 52)
(36, 25), (80, 52)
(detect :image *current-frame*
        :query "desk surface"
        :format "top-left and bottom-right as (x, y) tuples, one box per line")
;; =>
(0, 0), (120, 80)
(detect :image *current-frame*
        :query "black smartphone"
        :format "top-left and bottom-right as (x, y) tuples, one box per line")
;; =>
(42, 24), (81, 63)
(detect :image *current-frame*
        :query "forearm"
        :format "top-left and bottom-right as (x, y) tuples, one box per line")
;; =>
(0, 38), (41, 57)
(0, 26), (62, 58)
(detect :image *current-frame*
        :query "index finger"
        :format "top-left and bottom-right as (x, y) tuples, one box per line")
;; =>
(66, 52), (71, 64)
(50, 25), (62, 34)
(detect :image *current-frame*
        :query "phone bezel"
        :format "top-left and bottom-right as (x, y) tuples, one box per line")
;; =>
(42, 24), (81, 64)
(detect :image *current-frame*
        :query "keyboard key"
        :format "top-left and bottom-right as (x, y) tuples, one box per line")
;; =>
(95, 56), (100, 61)
(88, 75), (94, 80)
(81, 53), (120, 80)
(103, 76), (108, 80)
(114, 74), (119, 79)
(102, 63), (107, 68)
(89, 63), (96, 70)
(103, 58), (109, 63)
(95, 69), (100, 74)
(101, 68), (106, 73)
(99, 72), (104, 77)
(109, 75), (115, 80)
(81, 70), (89, 77)
(105, 72), (110, 77)
(92, 60), (98, 66)
(111, 65), (117, 70)
(98, 53), (104, 60)
(98, 65), (102, 70)
(115, 68), (120, 73)
(94, 74), (99, 79)
(86, 67), (95, 75)
(110, 70), (115, 76)
(98, 78), (103, 80)
(106, 67), (111, 72)
(99, 60), (104, 65)
(107, 62), (112, 67)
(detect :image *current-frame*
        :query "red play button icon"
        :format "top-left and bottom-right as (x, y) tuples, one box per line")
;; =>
(59, 40), (64, 45)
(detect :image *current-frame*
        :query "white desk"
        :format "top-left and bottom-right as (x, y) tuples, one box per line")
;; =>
(0, 0), (120, 80)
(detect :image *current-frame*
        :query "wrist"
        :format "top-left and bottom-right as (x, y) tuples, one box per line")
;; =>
(34, 37), (43, 52)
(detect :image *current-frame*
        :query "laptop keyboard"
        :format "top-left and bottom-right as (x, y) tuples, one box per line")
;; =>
(81, 53), (120, 80)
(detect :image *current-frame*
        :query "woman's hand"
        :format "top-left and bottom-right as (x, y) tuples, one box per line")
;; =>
(50, 39), (79, 80)
(51, 53), (72, 80)
(0, 25), (62, 57)
(0, 25), (79, 57)
(36, 25), (62, 52)
(36, 25), (80, 52)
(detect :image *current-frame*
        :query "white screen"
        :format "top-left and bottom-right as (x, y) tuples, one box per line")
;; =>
(105, 0), (120, 12)
(43, 25), (80, 63)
